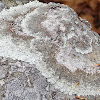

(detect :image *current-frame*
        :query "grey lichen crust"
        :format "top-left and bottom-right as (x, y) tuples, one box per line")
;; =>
(0, 0), (100, 97)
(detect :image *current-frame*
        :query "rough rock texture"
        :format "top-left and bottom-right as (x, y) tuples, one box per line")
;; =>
(1, 0), (30, 8)
(0, 1), (100, 99)
(0, 1), (6, 12)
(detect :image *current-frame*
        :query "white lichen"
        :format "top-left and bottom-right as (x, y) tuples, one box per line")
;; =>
(0, 1), (100, 96)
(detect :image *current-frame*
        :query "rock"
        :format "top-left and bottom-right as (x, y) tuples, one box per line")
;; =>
(2, 0), (33, 8)
(0, 1), (100, 99)
(2, 0), (18, 8)
(0, 2), (6, 12)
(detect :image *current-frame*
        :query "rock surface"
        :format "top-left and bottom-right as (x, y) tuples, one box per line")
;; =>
(0, 1), (6, 12)
(0, 1), (100, 99)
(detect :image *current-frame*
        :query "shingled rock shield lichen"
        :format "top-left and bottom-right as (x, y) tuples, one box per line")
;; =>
(0, 1), (100, 96)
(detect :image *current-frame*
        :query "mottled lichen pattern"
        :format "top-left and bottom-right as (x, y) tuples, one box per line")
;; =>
(0, 1), (100, 97)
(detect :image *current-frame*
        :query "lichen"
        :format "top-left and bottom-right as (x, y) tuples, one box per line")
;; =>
(0, 1), (100, 96)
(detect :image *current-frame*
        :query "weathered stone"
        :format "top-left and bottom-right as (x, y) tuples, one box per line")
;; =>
(2, 0), (18, 8)
(0, 1), (100, 99)
(0, 2), (6, 12)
